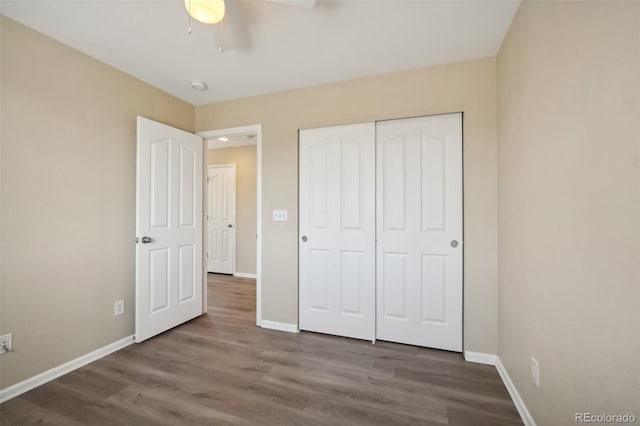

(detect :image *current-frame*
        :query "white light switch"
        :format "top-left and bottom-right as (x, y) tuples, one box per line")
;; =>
(273, 210), (288, 221)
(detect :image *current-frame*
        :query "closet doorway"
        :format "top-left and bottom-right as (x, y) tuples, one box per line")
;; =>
(299, 113), (463, 352)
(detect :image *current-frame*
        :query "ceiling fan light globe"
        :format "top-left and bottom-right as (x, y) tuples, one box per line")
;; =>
(184, 0), (225, 24)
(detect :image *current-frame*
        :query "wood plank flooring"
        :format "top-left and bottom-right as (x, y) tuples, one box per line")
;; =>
(1, 274), (522, 425)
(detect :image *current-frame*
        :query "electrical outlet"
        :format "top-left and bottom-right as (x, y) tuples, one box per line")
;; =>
(114, 300), (125, 317)
(0, 333), (13, 355)
(531, 356), (540, 387)
(273, 210), (288, 222)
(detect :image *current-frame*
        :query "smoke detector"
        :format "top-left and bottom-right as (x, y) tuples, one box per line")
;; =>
(191, 81), (208, 91)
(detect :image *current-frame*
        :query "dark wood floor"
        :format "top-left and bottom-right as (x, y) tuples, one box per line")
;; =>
(1, 274), (521, 425)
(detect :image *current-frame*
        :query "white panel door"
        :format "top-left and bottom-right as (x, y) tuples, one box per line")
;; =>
(376, 113), (463, 352)
(299, 123), (375, 340)
(207, 165), (236, 274)
(135, 117), (203, 343)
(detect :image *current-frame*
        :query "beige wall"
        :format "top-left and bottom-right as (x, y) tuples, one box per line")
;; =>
(0, 17), (194, 388)
(208, 146), (257, 275)
(196, 57), (499, 354)
(497, 1), (640, 424)
(2, 4), (638, 420)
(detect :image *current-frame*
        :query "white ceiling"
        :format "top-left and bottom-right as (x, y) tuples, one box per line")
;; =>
(1, 0), (520, 106)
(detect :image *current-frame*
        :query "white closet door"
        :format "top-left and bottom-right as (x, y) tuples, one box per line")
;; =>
(207, 165), (236, 274)
(376, 113), (463, 352)
(299, 123), (376, 340)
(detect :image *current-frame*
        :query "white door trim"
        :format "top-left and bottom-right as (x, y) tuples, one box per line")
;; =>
(197, 124), (263, 326)
(207, 164), (237, 275)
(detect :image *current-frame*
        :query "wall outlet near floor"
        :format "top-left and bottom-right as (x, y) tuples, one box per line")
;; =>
(0, 333), (13, 354)
(531, 356), (540, 387)
(114, 300), (125, 317)
(273, 210), (288, 221)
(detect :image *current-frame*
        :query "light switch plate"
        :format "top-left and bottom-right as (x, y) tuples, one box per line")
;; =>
(273, 210), (288, 221)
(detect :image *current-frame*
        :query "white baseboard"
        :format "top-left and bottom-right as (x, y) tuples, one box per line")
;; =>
(464, 350), (497, 365)
(496, 357), (536, 426)
(234, 272), (257, 279)
(259, 320), (299, 333)
(0, 335), (134, 403)
(464, 352), (535, 425)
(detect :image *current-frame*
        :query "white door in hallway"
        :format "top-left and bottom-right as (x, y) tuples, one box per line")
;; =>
(299, 123), (376, 340)
(135, 117), (203, 343)
(207, 165), (236, 274)
(376, 113), (463, 351)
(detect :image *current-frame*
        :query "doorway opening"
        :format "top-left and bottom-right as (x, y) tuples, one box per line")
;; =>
(198, 125), (262, 326)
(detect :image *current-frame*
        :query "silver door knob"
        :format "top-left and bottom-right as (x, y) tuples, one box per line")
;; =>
(227, 224), (233, 228)
(450, 240), (459, 248)
(141, 236), (153, 244)
(301, 235), (308, 242)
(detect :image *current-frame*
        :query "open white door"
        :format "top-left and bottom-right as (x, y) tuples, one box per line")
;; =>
(135, 117), (204, 343)
(207, 165), (236, 274)
(299, 123), (376, 341)
(376, 113), (463, 352)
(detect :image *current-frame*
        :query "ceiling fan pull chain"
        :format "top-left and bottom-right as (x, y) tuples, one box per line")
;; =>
(187, 0), (192, 34)
(218, 17), (225, 53)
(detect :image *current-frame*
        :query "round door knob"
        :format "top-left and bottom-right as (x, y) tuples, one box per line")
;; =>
(301, 235), (308, 242)
(141, 236), (153, 244)
(450, 240), (459, 248)
(227, 224), (233, 228)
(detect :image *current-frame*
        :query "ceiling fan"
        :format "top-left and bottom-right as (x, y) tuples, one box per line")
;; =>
(185, 0), (317, 52)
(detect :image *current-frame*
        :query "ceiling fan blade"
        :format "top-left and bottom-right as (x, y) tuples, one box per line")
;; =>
(266, 0), (316, 8)
(211, 0), (250, 52)
(210, 0), (315, 53)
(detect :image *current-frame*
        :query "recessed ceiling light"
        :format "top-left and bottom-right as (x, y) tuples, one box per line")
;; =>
(191, 81), (208, 91)
(218, 137), (229, 142)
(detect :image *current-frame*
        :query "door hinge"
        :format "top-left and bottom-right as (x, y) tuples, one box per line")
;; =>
(206, 214), (209, 221)
(206, 252), (209, 258)
(207, 176), (210, 183)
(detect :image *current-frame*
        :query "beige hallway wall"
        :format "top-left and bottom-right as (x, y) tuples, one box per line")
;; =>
(196, 57), (499, 354)
(497, 1), (640, 423)
(208, 146), (257, 275)
(0, 17), (195, 389)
